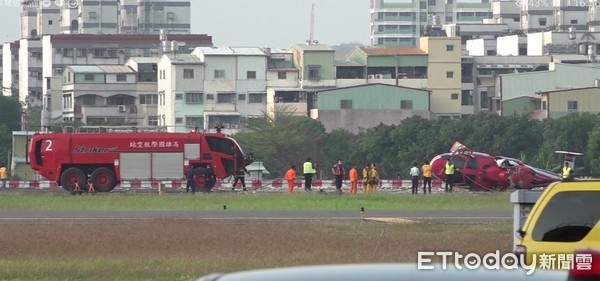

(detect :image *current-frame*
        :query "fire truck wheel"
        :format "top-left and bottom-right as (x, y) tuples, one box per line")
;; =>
(60, 167), (86, 192)
(90, 167), (116, 192)
(194, 168), (206, 187)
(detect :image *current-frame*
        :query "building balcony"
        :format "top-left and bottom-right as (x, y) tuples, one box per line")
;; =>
(76, 104), (139, 118)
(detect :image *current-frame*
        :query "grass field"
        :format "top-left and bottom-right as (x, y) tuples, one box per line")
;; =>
(0, 220), (512, 281)
(0, 191), (512, 211)
(0, 191), (514, 280)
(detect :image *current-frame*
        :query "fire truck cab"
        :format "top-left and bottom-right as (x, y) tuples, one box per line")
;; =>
(28, 130), (250, 192)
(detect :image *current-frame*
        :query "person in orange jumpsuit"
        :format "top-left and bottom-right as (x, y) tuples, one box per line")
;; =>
(285, 165), (297, 193)
(349, 164), (358, 194)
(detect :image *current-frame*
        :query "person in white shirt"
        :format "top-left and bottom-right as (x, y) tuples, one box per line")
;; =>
(409, 162), (420, 195)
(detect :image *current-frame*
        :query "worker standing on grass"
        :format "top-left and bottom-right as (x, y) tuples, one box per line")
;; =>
(232, 167), (250, 191)
(285, 165), (297, 193)
(421, 161), (432, 194)
(410, 162), (420, 195)
(203, 165), (216, 193)
(185, 164), (196, 194)
(0, 163), (8, 189)
(444, 159), (455, 192)
(332, 160), (344, 193)
(303, 158), (316, 191)
(349, 164), (358, 194)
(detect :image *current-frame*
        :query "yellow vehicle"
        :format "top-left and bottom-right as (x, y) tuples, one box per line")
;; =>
(515, 180), (600, 269)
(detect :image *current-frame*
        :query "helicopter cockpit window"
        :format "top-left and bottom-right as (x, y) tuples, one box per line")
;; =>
(452, 156), (467, 168)
(466, 157), (478, 169)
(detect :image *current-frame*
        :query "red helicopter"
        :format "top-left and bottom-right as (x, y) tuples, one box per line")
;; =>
(430, 141), (562, 191)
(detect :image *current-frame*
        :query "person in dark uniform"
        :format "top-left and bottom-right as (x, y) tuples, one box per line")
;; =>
(203, 165), (216, 193)
(232, 167), (250, 191)
(185, 164), (196, 194)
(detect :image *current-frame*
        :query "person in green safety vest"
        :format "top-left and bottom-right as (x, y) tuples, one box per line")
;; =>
(561, 162), (573, 182)
(444, 159), (455, 192)
(303, 157), (317, 191)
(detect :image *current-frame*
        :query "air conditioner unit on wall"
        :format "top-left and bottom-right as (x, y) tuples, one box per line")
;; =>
(367, 74), (375, 79)
(375, 74), (384, 79)
(118, 105), (126, 112)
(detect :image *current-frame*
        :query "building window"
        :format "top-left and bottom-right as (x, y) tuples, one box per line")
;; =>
(451, 93), (459, 100)
(420, 1), (427, 9)
(567, 101), (578, 112)
(186, 116), (203, 128)
(175, 117), (183, 124)
(84, 74), (94, 81)
(542, 101), (547, 110)
(571, 20), (578, 24)
(217, 92), (235, 103)
(89, 12), (97, 22)
(446, 71), (454, 78)
(400, 100), (413, 109)
(445, 15), (452, 22)
(81, 95), (95, 106)
(48, 20), (53, 25)
(238, 94), (246, 101)
(248, 93), (264, 103)
(175, 93), (183, 100)
(428, 0), (436, 6)
(461, 90), (473, 105)
(116, 74), (127, 82)
(207, 94), (214, 100)
(308, 65), (320, 80)
(278, 72), (287, 79)
(185, 92), (203, 104)
(446, 45), (454, 51)
(480, 91), (489, 109)
(183, 69), (194, 79)
(167, 12), (175, 24)
(148, 116), (158, 126)
(214, 69), (225, 78)
(140, 94), (158, 105)
(247, 71), (256, 79)
(63, 49), (74, 57)
(538, 18), (547, 26)
(341, 100), (353, 109)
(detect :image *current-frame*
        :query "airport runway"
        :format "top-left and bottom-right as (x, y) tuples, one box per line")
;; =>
(0, 209), (512, 224)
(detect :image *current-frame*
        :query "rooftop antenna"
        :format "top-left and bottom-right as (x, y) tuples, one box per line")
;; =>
(306, 3), (318, 45)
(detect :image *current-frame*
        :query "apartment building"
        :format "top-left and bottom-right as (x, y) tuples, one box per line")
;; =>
(40, 33), (212, 128)
(370, 0), (492, 46)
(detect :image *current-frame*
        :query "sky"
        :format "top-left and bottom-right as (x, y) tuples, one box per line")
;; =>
(0, 0), (372, 48)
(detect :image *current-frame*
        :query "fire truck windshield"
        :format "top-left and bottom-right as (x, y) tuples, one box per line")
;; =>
(206, 136), (235, 155)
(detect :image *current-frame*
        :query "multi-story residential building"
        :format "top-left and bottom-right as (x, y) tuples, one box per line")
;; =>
(288, 43), (336, 118)
(336, 46), (429, 89)
(62, 65), (148, 125)
(20, 0), (190, 38)
(125, 57), (159, 126)
(264, 48), (305, 121)
(419, 36), (463, 118)
(370, 0), (492, 46)
(157, 47), (269, 133)
(40, 33), (212, 128)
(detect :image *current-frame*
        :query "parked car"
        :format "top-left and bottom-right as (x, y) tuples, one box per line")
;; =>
(196, 263), (569, 281)
(515, 180), (600, 268)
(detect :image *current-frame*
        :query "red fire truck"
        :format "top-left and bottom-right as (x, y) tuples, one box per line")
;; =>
(28, 130), (251, 192)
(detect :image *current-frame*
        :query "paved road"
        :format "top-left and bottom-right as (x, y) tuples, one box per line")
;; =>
(0, 209), (511, 224)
